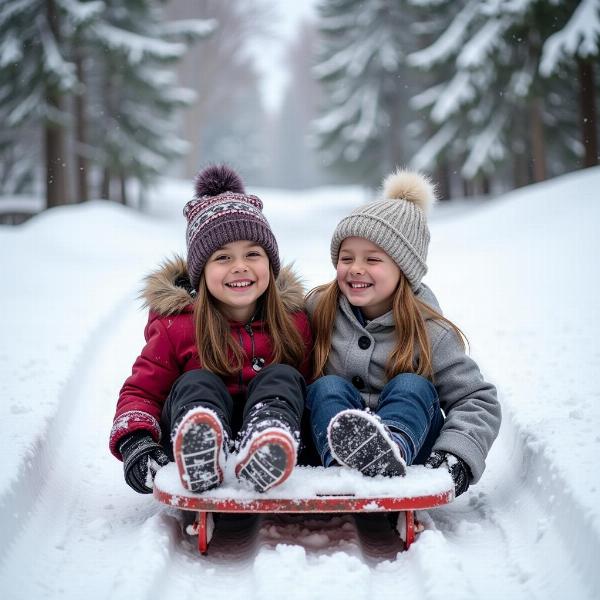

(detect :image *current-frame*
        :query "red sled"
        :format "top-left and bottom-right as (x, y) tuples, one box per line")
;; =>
(153, 463), (454, 555)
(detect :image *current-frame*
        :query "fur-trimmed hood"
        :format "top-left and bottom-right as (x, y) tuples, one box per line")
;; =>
(140, 255), (306, 316)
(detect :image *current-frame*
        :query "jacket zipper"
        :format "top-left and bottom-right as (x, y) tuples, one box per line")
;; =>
(245, 323), (264, 372)
(236, 318), (264, 393)
(237, 326), (244, 391)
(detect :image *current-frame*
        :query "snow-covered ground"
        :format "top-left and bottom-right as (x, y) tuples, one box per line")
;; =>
(0, 168), (598, 599)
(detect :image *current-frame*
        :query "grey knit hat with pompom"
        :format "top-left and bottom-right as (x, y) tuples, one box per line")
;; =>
(330, 169), (436, 291)
(184, 165), (280, 289)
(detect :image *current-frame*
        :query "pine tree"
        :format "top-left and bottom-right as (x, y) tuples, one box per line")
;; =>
(408, 0), (527, 191)
(0, 0), (102, 205)
(314, 0), (418, 186)
(84, 0), (213, 204)
(406, 0), (474, 198)
(408, 0), (599, 192)
(540, 0), (600, 168)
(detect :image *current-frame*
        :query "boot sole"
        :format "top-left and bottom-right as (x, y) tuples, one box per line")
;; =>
(328, 410), (406, 477)
(235, 430), (295, 493)
(174, 409), (224, 493)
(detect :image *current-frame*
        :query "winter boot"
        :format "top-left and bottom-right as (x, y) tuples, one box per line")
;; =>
(235, 421), (297, 493)
(327, 409), (406, 477)
(173, 407), (227, 493)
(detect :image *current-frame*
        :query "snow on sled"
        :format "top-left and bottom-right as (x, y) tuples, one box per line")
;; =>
(154, 463), (454, 554)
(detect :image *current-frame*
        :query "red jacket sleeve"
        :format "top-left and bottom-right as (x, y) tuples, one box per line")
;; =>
(109, 315), (182, 460)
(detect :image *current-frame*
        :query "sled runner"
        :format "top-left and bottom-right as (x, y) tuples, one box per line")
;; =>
(154, 463), (454, 554)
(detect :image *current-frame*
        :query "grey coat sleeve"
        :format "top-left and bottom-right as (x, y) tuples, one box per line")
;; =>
(431, 325), (501, 483)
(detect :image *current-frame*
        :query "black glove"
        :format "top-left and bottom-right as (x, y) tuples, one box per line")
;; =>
(119, 432), (169, 494)
(425, 450), (471, 497)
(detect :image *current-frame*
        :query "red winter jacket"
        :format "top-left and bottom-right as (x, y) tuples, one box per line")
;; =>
(109, 256), (313, 460)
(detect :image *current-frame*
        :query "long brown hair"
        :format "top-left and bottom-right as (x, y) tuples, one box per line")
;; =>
(308, 274), (466, 381)
(194, 265), (306, 377)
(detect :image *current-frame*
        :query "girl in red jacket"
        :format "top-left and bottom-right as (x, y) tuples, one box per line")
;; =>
(109, 165), (312, 495)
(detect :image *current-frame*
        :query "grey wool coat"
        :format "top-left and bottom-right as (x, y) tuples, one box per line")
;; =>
(306, 284), (501, 483)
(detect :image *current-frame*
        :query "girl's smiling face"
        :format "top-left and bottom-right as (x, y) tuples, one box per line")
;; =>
(336, 237), (401, 320)
(204, 240), (270, 322)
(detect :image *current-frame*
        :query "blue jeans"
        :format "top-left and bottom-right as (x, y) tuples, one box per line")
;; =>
(307, 373), (444, 467)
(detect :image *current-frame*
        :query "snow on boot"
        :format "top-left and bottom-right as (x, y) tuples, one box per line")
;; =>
(235, 426), (296, 493)
(173, 407), (226, 493)
(327, 409), (406, 477)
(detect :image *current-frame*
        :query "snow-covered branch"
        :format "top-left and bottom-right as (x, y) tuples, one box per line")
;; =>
(159, 18), (217, 41)
(540, 0), (600, 76)
(407, 0), (479, 68)
(92, 23), (186, 63)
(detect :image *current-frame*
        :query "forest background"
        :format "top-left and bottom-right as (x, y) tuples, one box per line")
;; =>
(0, 0), (598, 220)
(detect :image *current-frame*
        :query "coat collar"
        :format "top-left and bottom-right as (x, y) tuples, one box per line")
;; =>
(338, 282), (442, 331)
(140, 255), (306, 316)
(339, 295), (394, 329)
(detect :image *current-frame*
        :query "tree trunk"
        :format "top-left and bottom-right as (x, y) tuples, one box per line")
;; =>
(481, 174), (490, 196)
(387, 101), (403, 176)
(101, 168), (110, 200)
(435, 161), (451, 201)
(529, 97), (546, 183)
(137, 182), (145, 211)
(45, 124), (70, 208)
(74, 49), (89, 202)
(45, 0), (70, 208)
(578, 58), (598, 168)
(462, 177), (472, 198)
(119, 172), (127, 205)
(512, 135), (530, 188)
(512, 153), (529, 188)
(511, 110), (529, 188)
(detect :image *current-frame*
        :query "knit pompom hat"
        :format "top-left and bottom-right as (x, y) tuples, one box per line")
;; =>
(184, 165), (280, 289)
(330, 169), (436, 291)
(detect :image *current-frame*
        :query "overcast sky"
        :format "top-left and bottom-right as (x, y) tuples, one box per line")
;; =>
(249, 1), (316, 113)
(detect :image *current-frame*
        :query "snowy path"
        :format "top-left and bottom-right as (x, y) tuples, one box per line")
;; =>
(0, 293), (153, 597)
(1, 286), (596, 600)
(1, 171), (599, 599)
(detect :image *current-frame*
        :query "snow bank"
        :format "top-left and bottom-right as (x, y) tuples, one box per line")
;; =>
(0, 201), (181, 499)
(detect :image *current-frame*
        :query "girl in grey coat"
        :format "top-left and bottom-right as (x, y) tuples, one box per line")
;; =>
(306, 170), (501, 497)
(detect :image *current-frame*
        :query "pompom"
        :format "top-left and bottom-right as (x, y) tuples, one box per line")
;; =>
(194, 164), (245, 198)
(382, 168), (436, 214)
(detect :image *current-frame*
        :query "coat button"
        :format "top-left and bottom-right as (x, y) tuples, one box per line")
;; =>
(352, 376), (364, 390)
(358, 336), (371, 350)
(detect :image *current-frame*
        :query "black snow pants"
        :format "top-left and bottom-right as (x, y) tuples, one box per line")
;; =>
(160, 363), (306, 459)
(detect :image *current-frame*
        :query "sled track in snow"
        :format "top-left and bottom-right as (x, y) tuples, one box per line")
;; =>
(0, 293), (136, 565)
(496, 412), (600, 595)
(423, 408), (599, 600)
(0, 292), (168, 598)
